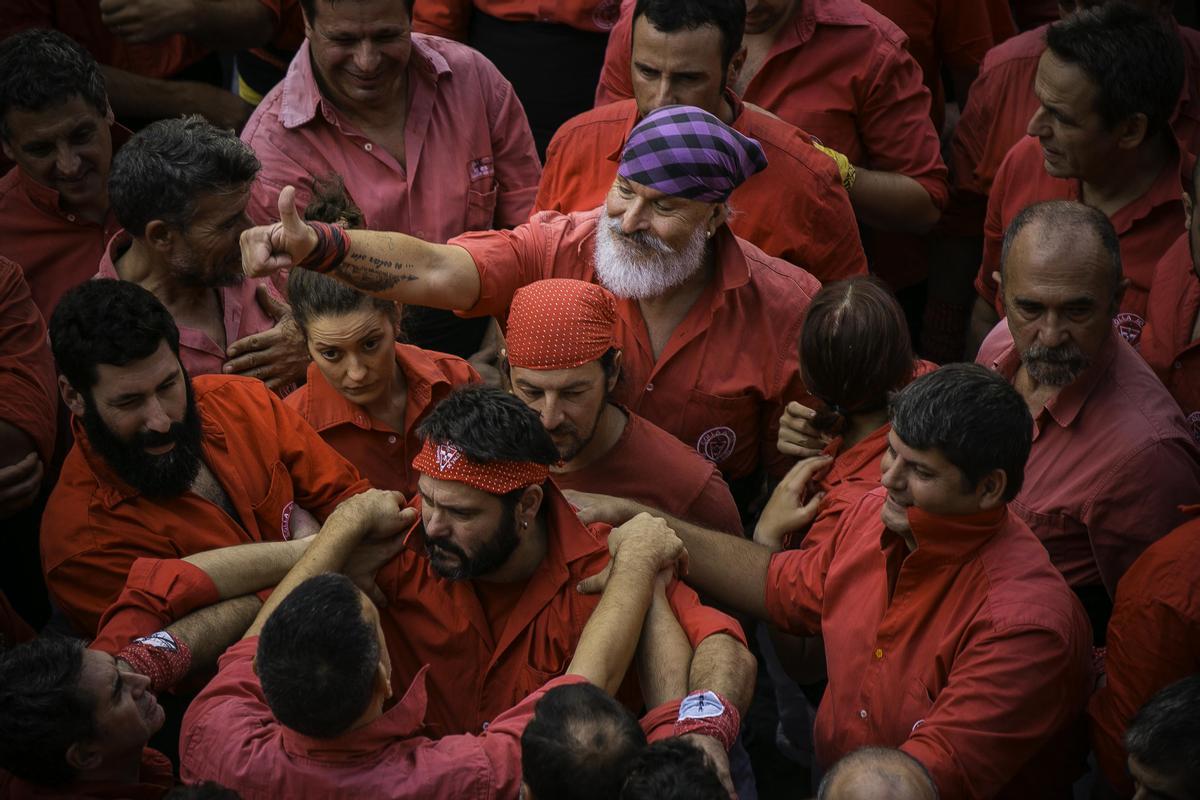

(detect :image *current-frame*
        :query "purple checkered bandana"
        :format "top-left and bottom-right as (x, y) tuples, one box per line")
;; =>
(618, 105), (768, 203)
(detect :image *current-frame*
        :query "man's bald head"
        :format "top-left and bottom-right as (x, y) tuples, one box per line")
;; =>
(1000, 200), (1123, 303)
(817, 748), (938, 800)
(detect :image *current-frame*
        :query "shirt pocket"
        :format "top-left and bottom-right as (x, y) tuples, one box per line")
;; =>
(680, 388), (760, 471)
(249, 461), (295, 541)
(900, 677), (937, 738)
(465, 156), (498, 231)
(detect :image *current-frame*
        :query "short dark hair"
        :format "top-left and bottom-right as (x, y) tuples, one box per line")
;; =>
(1046, 2), (1184, 138)
(620, 739), (727, 800)
(108, 115), (260, 236)
(1000, 200), (1123, 295)
(300, 0), (413, 24)
(287, 269), (399, 336)
(889, 364), (1032, 502)
(632, 0), (746, 72)
(417, 384), (559, 467)
(1124, 674), (1200, 788)
(0, 29), (107, 141)
(800, 277), (914, 430)
(0, 637), (96, 785)
(303, 174), (365, 229)
(50, 279), (182, 396)
(257, 574), (379, 739)
(522, 683), (647, 800)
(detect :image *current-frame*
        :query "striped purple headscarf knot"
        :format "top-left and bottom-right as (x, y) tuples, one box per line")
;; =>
(618, 105), (768, 204)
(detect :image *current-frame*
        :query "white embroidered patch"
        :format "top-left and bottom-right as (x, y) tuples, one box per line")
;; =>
(696, 426), (737, 463)
(436, 444), (462, 471)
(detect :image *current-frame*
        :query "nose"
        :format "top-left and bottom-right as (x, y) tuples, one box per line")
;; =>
(1035, 311), (1071, 347)
(55, 144), (81, 178)
(1027, 106), (1051, 138)
(880, 454), (905, 492)
(540, 394), (564, 430)
(424, 507), (448, 537)
(619, 198), (650, 235)
(354, 40), (380, 73)
(345, 355), (369, 384)
(649, 77), (673, 110)
(142, 396), (173, 435)
(126, 668), (152, 696)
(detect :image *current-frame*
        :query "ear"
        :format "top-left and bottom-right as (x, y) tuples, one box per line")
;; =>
(1115, 113), (1149, 151)
(975, 468), (1008, 511)
(606, 351), (623, 393)
(498, 354), (513, 393)
(65, 741), (104, 774)
(726, 45), (748, 88)
(1113, 277), (1130, 314)
(516, 484), (544, 527)
(104, 102), (115, 126)
(59, 376), (88, 418)
(302, 4), (315, 38)
(0, 137), (12, 163)
(520, 782), (534, 800)
(375, 657), (393, 701)
(708, 202), (730, 236)
(144, 219), (175, 254)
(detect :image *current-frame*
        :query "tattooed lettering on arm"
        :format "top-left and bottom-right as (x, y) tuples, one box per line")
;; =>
(337, 256), (418, 292)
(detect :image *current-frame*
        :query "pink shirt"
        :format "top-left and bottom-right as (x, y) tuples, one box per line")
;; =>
(977, 323), (1200, 594)
(97, 231), (283, 380)
(180, 636), (587, 800)
(241, 36), (541, 242)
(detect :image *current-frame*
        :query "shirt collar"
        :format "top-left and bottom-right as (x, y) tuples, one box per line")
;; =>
(299, 343), (454, 433)
(883, 503), (1009, 564)
(281, 37), (451, 129)
(279, 666), (431, 761)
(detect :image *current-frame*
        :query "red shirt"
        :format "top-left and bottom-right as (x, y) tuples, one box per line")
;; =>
(0, 151), (124, 320)
(40, 375), (371, 636)
(951, 23), (1200, 205)
(534, 95), (867, 283)
(96, 232), (285, 380)
(862, 0), (999, 132)
(377, 484), (745, 735)
(285, 344), (478, 496)
(976, 136), (1194, 340)
(0, 750), (173, 800)
(1138, 233), (1200, 442)
(0, 590), (35, 648)
(413, 0), (623, 38)
(552, 408), (744, 536)
(977, 324), (1200, 595)
(242, 37), (541, 243)
(181, 636), (582, 799)
(454, 210), (818, 482)
(767, 489), (1093, 799)
(0, 258), (56, 466)
(1, 2), (206, 79)
(91, 558), (221, 655)
(1088, 506), (1200, 795)
(595, 0), (948, 207)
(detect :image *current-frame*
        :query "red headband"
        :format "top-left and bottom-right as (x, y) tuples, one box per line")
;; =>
(412, 439), (549, 494)
(506, 279), (618, 370)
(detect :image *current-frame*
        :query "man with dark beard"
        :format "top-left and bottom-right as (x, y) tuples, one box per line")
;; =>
(976, 199), (1200, 643)
(40, 279), (371, 635)
(102, 115), (308, 393)
(240, 105), (820, 511)
(503, 278), (742, 535)
(371, 384), (755, 786)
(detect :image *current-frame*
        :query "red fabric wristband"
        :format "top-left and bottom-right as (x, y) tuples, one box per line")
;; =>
(298, 222), (351, 274)
(116, 631), (193, 694)
(672, 690), (741, 751)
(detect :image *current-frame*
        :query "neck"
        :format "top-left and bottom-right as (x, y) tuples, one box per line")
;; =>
(480, 514), (548, 585)
(361, 356), (407, 428)
(553, 404), (627, 474)
(1081, 134), (1172, 213)
(78, 749), (143, 786)
(841, 409), (889, 449)
(638, 245), (715, 313)
(1012, 364), (1064, 415)
(715, 94), (736, 126)
(117, 240), (211, 308)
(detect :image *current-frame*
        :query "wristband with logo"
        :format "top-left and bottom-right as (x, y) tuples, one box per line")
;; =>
(298, 221), (351, 274)
(116, 631), (192, 694)
(672, 690), (741, 751)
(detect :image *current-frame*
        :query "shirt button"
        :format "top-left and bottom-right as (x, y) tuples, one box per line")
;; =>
(645, 383), (654, 392)
(859, 709), (868, 720)
(481, 721), (489, 731)
(874, 648), (884, 660)
(1175, 361), (1184, 370)
(364, 142), (374, 152)
(67, 214), (76, 222)
(387, 435), (397, 444)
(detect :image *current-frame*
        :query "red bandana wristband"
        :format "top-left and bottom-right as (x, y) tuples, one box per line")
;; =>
(116, 631), (193, 694)
(412, 440), (549, 494)
(298, 221), (351, 274)
(673, 690), (741, 751)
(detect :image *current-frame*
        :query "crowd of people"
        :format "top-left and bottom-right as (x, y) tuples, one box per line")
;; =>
(0, 0), (1198, 798)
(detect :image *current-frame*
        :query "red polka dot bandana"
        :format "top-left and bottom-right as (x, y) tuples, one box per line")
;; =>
(412, 439), (549, 494)
(506, 279), (618, 371)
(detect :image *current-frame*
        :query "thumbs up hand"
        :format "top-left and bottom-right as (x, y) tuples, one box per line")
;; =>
(240, 185), (318, 278)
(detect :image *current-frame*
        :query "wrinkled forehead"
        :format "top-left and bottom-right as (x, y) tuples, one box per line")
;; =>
(90, 341), (182, 399)
(416, 472), (501, 509)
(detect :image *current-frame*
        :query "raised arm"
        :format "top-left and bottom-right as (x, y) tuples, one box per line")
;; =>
(637, 572), (693, 708)
(240, 186), (482, 307)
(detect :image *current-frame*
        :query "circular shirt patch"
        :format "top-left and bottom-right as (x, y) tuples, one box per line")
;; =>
(1113, 313), (1145, 345)
(1188, 411), (1200, 445)
(696, 426), (737, 464)
(280, 500), (295, 541)
(593, 0), (620, 29)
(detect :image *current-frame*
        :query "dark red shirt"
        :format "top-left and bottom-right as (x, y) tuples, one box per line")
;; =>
(1138, 233), (1200, 442)
(0, 257), (56, 467)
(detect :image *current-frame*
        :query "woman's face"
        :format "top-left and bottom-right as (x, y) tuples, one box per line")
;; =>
(305, 306), (398, 408)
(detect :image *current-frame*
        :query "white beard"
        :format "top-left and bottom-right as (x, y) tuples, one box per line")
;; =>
(592, 213), (709, 300)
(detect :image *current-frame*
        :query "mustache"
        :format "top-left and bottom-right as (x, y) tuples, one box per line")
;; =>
(1024, 342), (1086, 364)
(602, 216), (674, 254)
(425, 537), (468, 562)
